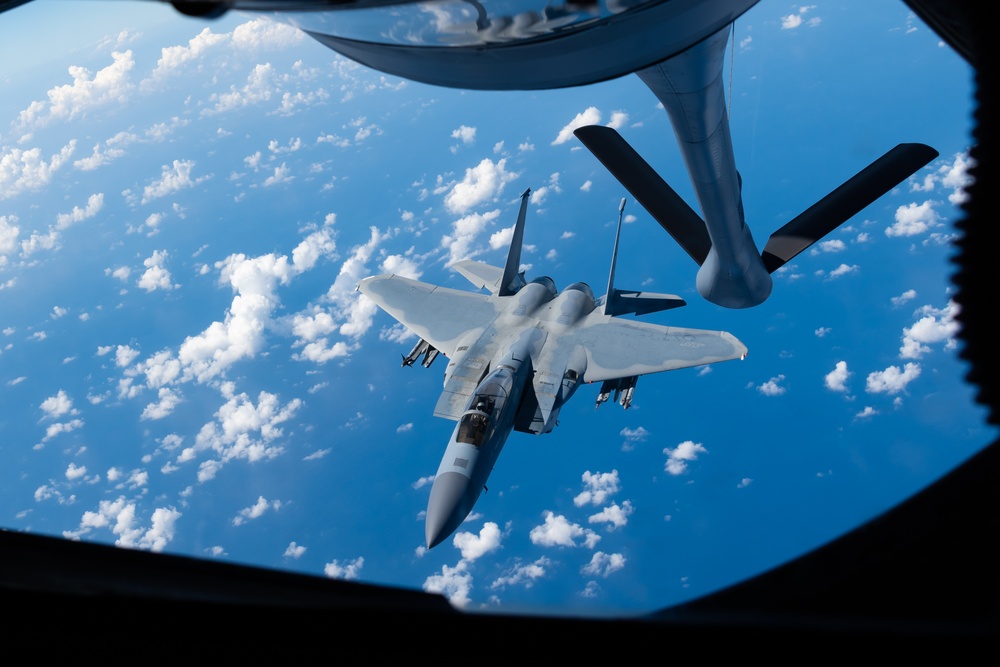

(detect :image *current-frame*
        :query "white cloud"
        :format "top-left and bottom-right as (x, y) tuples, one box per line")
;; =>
(0, 215), (20, 256)
(137, 250), (177, 292)
(588, 501), (634, 530)
(64, 497), (180, 552)
(262, 163), (292, 187)
(581, 551), (626, 577)
(40, 390), (77, 419)
(573, 470), (620, 507)
(606, 111), (628, 129)
(204, 63), (277, 115)
(141, 160), (209, 204)
(452, 522), (501, 561)
(65, 462), (87, 480)
(232, 495), (282, 526)
(16, 51), (134, 132)
(619, 426), (649, 451)
(443, 159), (517, 214)
(284, 542), (306, 558)
(899, 301), (960, 359)
(0, 142), (77, 200)
(490, 557), (550, 590)
(529, 511), (600, 548)
(885, 201), (941, 237)
(663, 440), (707, 475)
(892, 289), (917, 306)
(324, 556), (364, 580)
(441, 209), (500, 266)
(451, 125), (476, 144)
(813, 239), (846, 254)
(865, 363), (921, 395)
(756, 375), (786, 396)
(56, 193), (104, 229)
(140, 387), (183, 420)
(824, 361), (851, 392)
(423, 561), (472, 608)
(146, 27), (228, 82)
(826, 263), (859, 279)
(178, 388), (302, 482)
(552, 107), (601, 145)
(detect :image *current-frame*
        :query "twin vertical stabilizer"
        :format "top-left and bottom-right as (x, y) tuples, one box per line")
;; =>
(602, 198), (687, 317)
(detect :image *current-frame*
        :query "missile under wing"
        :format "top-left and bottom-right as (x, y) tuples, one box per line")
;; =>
(357, 189), (747, 548)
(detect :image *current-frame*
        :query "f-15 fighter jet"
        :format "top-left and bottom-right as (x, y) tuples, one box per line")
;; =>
(357, 189), (747, 548)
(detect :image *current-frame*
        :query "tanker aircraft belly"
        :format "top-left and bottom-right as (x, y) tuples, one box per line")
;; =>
(357, 190), (747, 548)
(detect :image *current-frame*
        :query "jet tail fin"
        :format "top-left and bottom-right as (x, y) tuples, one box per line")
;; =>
(574, 125), (711, 266)
(498, 189), (531, 296)
(760, 142), (939, 273)
(603, 197), (686, 317)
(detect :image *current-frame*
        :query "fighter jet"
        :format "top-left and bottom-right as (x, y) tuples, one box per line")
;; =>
(357, 189), (747, 548)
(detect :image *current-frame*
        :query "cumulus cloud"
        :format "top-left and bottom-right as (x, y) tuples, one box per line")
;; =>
(892, 289), (917, 306)
(581, 551), (626, 578)
(885, 201), (941, 237)
(423, 561), (472, 608)
(529, 511), (600, 548)
(141, 160), (210, 204)
(619, 426), (649, 451)
(443, 159), (517, 214)
(284, 542), (306, 558)
(663, 440), (707, 475)
(865, 363), (921, 395)
(0, 142), (77, 200)
(452, 522), (502, 561)
(137, 250), (177, 292)
(15, 51), (134, 133)
(490, 557), (551, 590)
(451, 125), (476, 144)
(757, 375), (786, 396)
(824, 361), (851, 392)
(204, 63), (277, 115)
(172, 227), (337, 379)
(140, 387), (183, 420)
(176, 386), (302, 482)
(441, 209), (501, 266)
(552, 107), (601, 145)
(899, 300), (960, 359)
(55, 193), (104, 229)
(573, 470), (620, 507)
(325, 556), (364, 579)
(63, 497), (180, 551)
(40, 390), (77, 419)
(232, 495), (282, 526)
(588, 501), (634, 530)
(825, 264), (858, 279)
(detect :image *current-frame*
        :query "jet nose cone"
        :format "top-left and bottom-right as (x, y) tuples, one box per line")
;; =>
(425, 471), (470, 549)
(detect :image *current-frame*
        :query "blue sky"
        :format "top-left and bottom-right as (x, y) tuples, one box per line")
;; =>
(0, 0), (990, 616)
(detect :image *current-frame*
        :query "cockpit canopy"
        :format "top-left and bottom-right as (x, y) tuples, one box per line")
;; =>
(455, 367), (513, 446)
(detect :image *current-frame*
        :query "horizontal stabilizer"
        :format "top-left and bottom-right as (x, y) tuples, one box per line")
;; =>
(574, 125), (711, 266)
(605, 290), (687, 317)
(452, 259), (505, 294)
(761, 143), (939, 273)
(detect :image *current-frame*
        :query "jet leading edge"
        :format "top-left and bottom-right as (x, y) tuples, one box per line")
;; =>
(357, 190), (748, 549)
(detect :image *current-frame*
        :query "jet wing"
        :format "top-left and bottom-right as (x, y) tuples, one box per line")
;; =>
(357, 274), (499, 356)
(575, 317), (747, 383)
